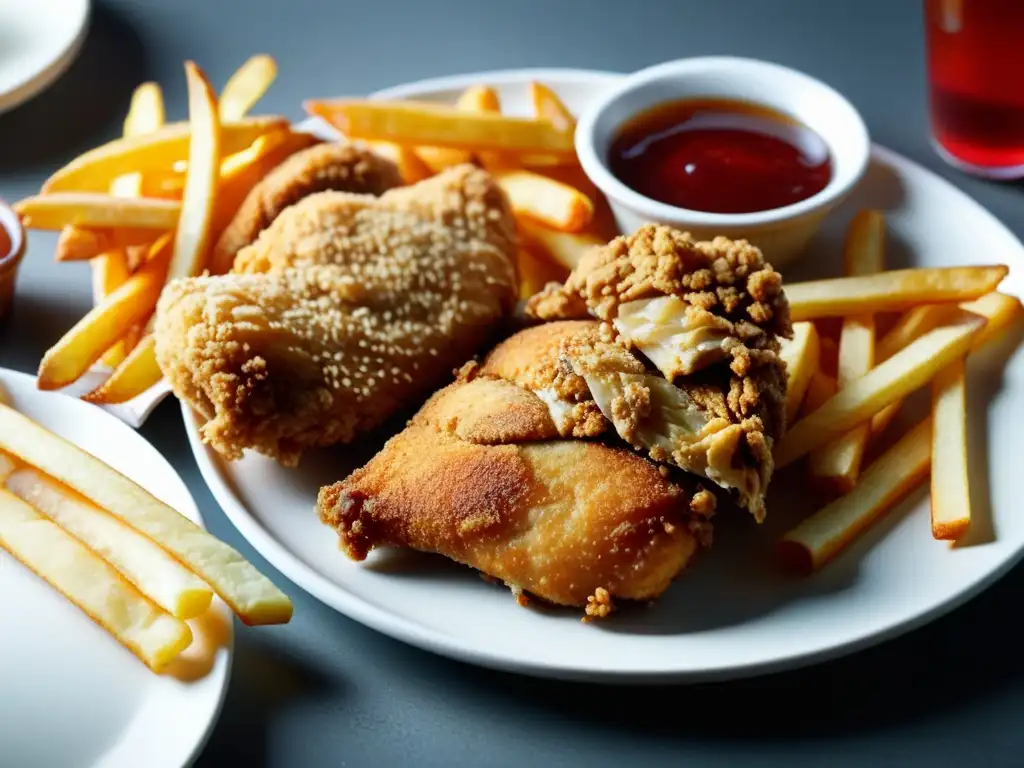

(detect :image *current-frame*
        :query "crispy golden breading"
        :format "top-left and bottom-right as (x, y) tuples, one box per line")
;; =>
(212, 142), (404, 271)
(155, 165), (518, 465)
(478, 321), (611, 438)
(522, 225), (790, 520)
(318, 378), (700, 613)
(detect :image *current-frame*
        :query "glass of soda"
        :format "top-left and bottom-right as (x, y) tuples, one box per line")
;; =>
(925, 0), (1024, 179)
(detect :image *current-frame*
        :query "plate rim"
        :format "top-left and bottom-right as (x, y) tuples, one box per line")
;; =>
(0, 0), (90, 116)
(184, 67), (1024, 684)
(0, 367), (234, 765)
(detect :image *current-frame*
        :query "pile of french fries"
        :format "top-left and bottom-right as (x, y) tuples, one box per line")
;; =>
(306, 82), (616, 298)
(13, 55), (304, 404)
(775, 210), (1021, 574)
(0, 382), (291, 672)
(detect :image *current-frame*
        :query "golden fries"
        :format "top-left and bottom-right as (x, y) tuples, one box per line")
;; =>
(497, 170), (594, 232)
(779, 322), (821, 424)
(14, 194), (180, 231)
(123, 82), (165, 138)
(871, 292), (1022, 437)
(779, 419), (932, 574)
(56, 225), (158, 262)
(219, 54), (277, 121)
(0, 488), (192, 671)
(367, 140), (433, 184)
(801, 370), (837, 417)
(6, 468), (213, 619)
(530, 81), (575, 133)
(37, 240), (170, 390)
(785, 265), (1008, 321)
(808, 210), (884, 492)
(167, 62), (222, 282)
(775, 312), (984, 467)
(518, 218), (602, 271)
(306, 99), (575, 156)
(930, 360), (971, 540)
(0, 402), (293, 625)
(83, 336), (161, 405)
(41, 115), (286, 193)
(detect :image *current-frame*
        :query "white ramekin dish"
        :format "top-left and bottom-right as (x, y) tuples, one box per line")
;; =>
(575, 57), (871, 268)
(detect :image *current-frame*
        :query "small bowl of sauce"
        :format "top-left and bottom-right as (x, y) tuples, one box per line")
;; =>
(0, 199), (26, 325)
(576, 57), (870, 267)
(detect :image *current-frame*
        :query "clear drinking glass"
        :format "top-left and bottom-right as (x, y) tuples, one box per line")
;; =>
(925, 0), (1024, 179)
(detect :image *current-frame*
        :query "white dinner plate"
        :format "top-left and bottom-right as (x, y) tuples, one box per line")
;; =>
(0, 368), (232, 766)
(0, 0), (89, 115)
(184, 68), (1024, 683)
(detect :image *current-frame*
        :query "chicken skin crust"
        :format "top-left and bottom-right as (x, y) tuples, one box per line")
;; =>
(154, 165), (518, 465)
(318, 377), (698, 616)
(211, 141), (404, 271)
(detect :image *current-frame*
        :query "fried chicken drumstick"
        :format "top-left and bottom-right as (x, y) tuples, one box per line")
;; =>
(154, 165), (518, 465)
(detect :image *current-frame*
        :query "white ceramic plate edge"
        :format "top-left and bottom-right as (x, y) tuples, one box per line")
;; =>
(0, 368), (233, 766)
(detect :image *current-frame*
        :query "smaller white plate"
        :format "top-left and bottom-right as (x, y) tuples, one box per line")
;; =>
(0, 368), (232, 768)
(0, 0), (89, 115)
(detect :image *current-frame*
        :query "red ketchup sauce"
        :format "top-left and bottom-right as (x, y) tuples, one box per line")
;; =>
(608, 98), (832, 214)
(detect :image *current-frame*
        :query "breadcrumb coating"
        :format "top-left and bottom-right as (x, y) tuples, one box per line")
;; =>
(213, 141), (403, 271)
(319, 376), (699, 613)
(155, 164), (518, 465)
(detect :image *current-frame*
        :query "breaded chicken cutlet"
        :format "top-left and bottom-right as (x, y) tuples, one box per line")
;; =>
(319, 365), (713, 618)
(211, 141), (404, 271)
(154, 164), (518, 465)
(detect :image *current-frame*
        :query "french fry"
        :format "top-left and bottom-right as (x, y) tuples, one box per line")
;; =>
(0, 488), (192, 671)
(778, 418), (932, 575)
(785, 265), (1008, 321)
(497, 171), (593, 232)
(15, 194), (180, 231)
(56, 226), (158, 262)
(220, 54), (277, 121)
(0, 403), (293, 625)
(871, 292), (1023, 437)
(41, 115), (287, 193)
(779, 321), (821, 424)
(415, 86), (504, 172)
(801, 370), (837, 417)
(306, 99), (575, 156)
(123, 82), (165, 137)
(167, 62), (221, 282)
(83, 336), (161, 405)
(518, 218), (602, 271)
(530, 81), (575, 133)
(775, 312), (984, 468)
(366, 140), (433, 184)
(962, 291), (1023, 349)
(37, 239), (171, 390)
(808, 210), (884, 492)
(6, 468), (213, 619)
(930, 360), (970, 540)
(517, 246), (569, 300)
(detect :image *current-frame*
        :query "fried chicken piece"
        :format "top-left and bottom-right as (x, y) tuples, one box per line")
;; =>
(211, 142), (404, 272)
(154, 165), (518, 465)
(318, 376), (701, 614)
(479, 319), (777, 519)
(522, 226), (791, 520)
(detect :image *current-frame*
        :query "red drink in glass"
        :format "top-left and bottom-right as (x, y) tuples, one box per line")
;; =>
(925, 0), (1024, 178)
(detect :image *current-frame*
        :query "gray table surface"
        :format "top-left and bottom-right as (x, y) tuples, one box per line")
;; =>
(2, 1), (1023, 765)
